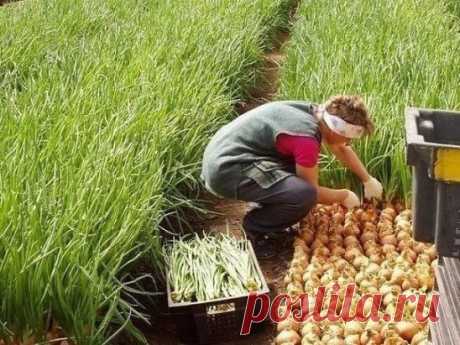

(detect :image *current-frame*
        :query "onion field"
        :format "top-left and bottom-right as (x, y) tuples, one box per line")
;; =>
(277, 0), (460, 200)
(0, 0), (296, 343)
(2, 0), (460, 344)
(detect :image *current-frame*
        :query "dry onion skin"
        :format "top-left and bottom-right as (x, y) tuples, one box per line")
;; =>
(277, 203), (435, 345)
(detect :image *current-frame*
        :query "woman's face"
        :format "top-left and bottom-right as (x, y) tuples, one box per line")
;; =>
(320, 121), (351, 146)
(314, 106), (353, 146)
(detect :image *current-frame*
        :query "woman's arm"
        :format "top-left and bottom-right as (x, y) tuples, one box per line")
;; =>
(327, 143), (370, 182)
(328, 143), (383, 199)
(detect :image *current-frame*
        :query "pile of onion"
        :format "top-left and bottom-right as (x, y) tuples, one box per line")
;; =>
(275, 203), (437, 345)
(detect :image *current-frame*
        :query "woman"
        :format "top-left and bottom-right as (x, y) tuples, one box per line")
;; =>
(201, 95), (383, 258)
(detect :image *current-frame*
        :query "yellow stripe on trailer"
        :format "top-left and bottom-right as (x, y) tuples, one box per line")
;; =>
(434, 148), (460, 183)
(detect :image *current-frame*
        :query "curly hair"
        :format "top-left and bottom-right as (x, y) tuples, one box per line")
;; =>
(324, 95), (374, 135)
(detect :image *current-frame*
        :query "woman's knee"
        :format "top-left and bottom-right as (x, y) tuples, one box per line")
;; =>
(289, 179), (317, 211)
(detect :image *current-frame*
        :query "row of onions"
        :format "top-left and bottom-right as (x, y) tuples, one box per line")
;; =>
(276, 204), (437, 345)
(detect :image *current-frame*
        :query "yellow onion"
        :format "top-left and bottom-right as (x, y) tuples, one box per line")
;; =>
(390, 268), (406, 285)
(300, 322), (321, 337)
(331, 246), (346, 257)
(381, 234), (397, 246)
(327, 338), (345, 345)
(410, 330), (428, 345)
(398, 239), (413, 252)
(401, 249), (417, 264)
(395, 321), (422, 341)
(366, 246), (382, 256)
(424, 245), (437, 261)
(344, 247), (363, 262)
(352, 255), (370, 269)
(380, 283), (401, 297)
(397, 231), (411, 242)
(325, 324), (344, 337)
(363, 240), (378, 251)
(275, 329), (301, 345)
(313, 246), (331, 257)
(277, 318), (301, 333)
(416, 253), (431, 265)
(344, 235), (360, 248)
(383, 336), (409, 345)
(360, 329), (383, 345)
(311, 239), (326, 250)
(344, 334), (360, 345)
(301, 229), (315, 245)
(382, 244), (396, 255)
(363, 221), (377, 232)
(369, 253), (384, 264)
(366, 320), (384, 333)
(302, 332), (322, 344)
(344, 321), (364, 336)
(361, 231), (378, 243)
(344, 224), (360, 237)
(378, 267), (393, 281)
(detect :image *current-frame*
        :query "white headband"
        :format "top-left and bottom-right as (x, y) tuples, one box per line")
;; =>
(321, 109), (365, 139)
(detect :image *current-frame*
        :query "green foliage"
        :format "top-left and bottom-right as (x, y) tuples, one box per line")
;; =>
(0, 0), (295, 343)
(277, 0), (460, 201)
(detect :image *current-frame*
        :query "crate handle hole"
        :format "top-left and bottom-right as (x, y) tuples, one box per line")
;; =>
(207, 303), (236, 315)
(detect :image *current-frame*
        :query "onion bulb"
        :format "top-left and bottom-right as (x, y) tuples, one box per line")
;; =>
(301, 229), (315, 245)
(395, 321), (422, 341)
(300, 323), (321, 337)
(381, 234), (397, 246)
(410, 330), (428, 345)
(344, 335), (360, 345)
(327, 338), (345, 345)
(424, 245), (437, 261)
(344, 247), (363, 262)
(390, 268), (406, 285)
(360, 329), (383, 345)
(383, 336), (409, 345)
(361, 231), (378, 243)
(277, 318), (300, 333)
(344, 235), (360, 248)
(275, 329), (301, 345)
(344, 321), (364, 336)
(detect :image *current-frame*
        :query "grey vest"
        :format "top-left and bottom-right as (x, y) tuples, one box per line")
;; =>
(201, 101), (320, 198)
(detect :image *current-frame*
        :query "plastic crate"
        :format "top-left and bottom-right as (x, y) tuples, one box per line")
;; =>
(430, 257), (460, 345)
(166, 242), (270, 344)
(405, 107), (460, 258)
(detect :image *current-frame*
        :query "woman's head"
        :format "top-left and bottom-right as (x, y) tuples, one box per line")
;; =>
(318, 95), (374, 145)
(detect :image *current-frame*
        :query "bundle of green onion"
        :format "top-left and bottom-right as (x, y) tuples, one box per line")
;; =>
(167, 233), (263, 303)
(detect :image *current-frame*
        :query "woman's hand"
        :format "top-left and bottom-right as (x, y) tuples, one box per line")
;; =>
(363, 176), (383, 200)
(341, 190), (360, 209)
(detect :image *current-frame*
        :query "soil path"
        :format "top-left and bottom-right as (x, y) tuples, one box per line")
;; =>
(143, 4), (300, 345)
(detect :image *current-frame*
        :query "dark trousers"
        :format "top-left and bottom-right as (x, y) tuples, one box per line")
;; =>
(236, 175), (317, 234)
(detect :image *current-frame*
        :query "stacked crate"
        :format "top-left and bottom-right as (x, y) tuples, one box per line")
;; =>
(405, 107), (460, 344)
(430, 257), (460, 344)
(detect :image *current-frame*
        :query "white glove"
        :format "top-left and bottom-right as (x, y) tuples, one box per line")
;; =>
(363, 176), (383, 200)
(342, 190), (360, 209)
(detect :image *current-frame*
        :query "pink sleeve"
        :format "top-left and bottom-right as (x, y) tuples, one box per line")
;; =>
(275, 133), (320, 168)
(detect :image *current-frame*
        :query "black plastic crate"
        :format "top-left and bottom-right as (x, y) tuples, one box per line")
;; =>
(166, 242), (270, 344)
(405, 107), (460, 258)
(430, 257), (460, 345)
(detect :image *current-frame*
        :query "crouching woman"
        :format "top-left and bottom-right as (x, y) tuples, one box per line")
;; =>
(201, 95), (383, 258)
